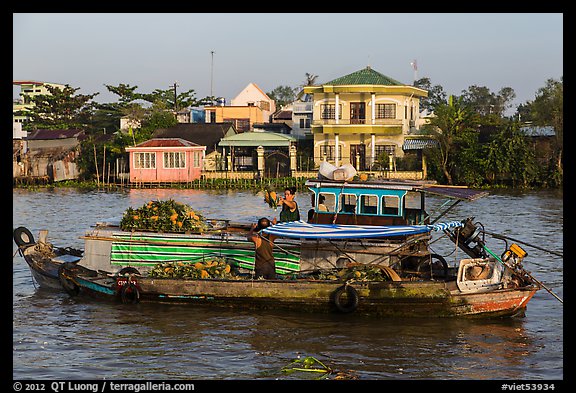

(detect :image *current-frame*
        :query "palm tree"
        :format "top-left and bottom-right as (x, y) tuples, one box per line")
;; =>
(295, 73), (319, 101)
(426, 95), (477, 185)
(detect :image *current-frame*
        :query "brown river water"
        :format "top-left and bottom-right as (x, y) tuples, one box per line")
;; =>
(12, 187), (563, 383)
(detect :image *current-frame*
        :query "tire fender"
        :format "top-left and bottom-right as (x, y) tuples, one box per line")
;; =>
(332, 285), (359, 313)
(13, 227), (35, 248)
(120, 282), (140, 304)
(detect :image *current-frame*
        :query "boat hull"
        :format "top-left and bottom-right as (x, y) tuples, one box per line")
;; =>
(60, 264), (539, 318)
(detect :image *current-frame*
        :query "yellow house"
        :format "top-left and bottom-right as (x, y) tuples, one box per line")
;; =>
(303, 66), (428, 170)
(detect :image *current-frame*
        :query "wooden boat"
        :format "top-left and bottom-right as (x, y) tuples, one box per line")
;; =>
(13, 178), (544, 317)
(56, 259), (539, 318)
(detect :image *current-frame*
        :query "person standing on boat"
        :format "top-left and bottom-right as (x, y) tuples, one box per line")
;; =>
(278, 186), (300, 222)
(247, 217), (277, 279)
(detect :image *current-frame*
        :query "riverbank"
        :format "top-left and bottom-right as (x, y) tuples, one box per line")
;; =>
(12, 177), (311, 191)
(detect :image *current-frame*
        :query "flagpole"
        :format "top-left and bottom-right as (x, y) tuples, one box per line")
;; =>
(410, 59), (418, 84)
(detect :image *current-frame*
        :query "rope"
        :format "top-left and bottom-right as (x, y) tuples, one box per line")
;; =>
(485, 231), (563, 258)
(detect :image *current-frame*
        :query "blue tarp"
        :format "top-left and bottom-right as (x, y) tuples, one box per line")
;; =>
(262, 220), (463, 240)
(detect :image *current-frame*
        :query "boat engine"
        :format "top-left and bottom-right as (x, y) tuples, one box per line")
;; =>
(501, 243), (528, 267)
(449, 217), (487, 259)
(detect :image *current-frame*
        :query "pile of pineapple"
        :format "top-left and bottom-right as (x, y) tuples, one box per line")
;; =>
(148, 258), (238, 279)
(120, 199), (209, 233)
(313, 264), (398, 282)
(263, 188), (279, 209)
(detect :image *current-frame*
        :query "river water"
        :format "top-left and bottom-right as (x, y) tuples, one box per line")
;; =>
(12, 187), (563, 382)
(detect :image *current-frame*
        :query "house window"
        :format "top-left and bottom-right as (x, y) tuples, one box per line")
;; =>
(320, 104), (342, 119)
(193, 151), (201, 167)
(134, 152), (156, 169)
(163, 152), (186, 169)
(300, 118), (311, 128)
(376, 104), (396, 119)
(375, 145), (396, 158)
(320, 145), (335, 160)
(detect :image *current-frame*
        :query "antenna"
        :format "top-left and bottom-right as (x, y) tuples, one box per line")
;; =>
(210, 51), (215, 105)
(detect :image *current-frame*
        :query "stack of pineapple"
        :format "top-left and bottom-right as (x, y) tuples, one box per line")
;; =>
(148, 258), (237, 279)
(120, 199), (209, 233)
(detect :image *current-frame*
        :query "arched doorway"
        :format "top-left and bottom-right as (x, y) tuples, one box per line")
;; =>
(265, 150), (290, 178)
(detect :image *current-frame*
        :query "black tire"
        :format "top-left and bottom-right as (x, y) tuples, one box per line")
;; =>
(58, 264), (80, 296)
(332, 285), (359, 313)
(120, 282), (140, 304)
(416, 254), (448, 278)
(13, 227), (35, 248)
(118, 267), (140, 276)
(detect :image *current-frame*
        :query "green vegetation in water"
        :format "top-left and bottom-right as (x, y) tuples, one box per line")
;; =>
(281, 355), (358, 380)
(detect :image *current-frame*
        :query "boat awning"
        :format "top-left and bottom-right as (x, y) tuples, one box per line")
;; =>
(420, 185), (489, 201)
(262, 220), (463, 240)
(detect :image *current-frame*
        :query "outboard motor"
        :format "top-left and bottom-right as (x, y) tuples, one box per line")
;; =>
(448, 217), (487, 259)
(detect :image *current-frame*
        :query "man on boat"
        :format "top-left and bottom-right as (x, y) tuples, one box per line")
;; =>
(247, 217), (277, 279)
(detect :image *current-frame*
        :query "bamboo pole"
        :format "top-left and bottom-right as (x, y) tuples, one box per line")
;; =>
(93, 144), (100, 188)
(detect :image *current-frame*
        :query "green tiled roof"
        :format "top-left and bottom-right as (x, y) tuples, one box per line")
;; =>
(325, 66), (403, 86)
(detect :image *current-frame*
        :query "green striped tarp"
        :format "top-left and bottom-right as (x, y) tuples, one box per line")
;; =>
(110, 231), (301, 275)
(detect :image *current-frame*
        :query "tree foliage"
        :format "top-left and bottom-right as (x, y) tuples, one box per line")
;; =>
(423, 95), (478, 185)
(267, 85), (298, 108)
(20, 85), (99, 131)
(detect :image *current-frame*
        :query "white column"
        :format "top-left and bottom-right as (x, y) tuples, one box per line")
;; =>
(289, 144), (297, 173)
(257, 146), (265, 176)
(371, 93), (375, 125)
(335, 94), (339, 125)
(335, 134), (339, 167)
(371, 134), (376, 168)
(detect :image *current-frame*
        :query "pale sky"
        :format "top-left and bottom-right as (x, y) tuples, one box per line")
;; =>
(13, 13), (563, 113)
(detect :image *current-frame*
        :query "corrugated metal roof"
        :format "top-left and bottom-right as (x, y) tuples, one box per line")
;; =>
(402, 138), (439, 150)
(152, 122), (236, 153)
(325, 66), (403, 86)
(132, 138), (200, 148)
(219, 131), (296, 147)
(520, 126), (555, 137)
(26, 129), (84, 140)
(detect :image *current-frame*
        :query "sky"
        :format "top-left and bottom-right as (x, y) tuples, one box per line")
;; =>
(13, 13), (563, 114)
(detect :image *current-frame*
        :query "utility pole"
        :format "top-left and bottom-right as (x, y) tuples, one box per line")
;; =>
(210, 50), (215, 105)
(171, 82), (179, 111)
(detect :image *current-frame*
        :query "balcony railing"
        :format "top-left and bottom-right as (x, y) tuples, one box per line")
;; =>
(292, 102), (313, 113)
(312, 118), (404, 126)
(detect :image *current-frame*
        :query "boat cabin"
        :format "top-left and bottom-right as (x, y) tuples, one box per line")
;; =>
(305, 179), (490, 227)
(306, 179), (429, 226)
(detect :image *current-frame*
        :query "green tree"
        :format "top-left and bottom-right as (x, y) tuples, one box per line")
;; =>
(267, 85), (298, 108)
(422, 95), (478, 185)
(414, 77), (446, 113)
(20, 84), (99, 130)
(460, 85), (516, 118)
(138, 100), (178, 143)
(529, 77), (563, 182)
(141, 87), (210, 111)
(295, 73), (319, 101)
(483, 123), (538, 188)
